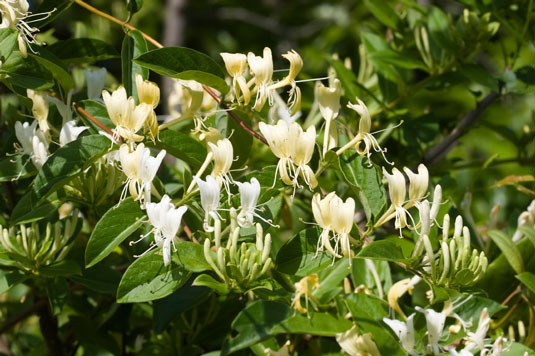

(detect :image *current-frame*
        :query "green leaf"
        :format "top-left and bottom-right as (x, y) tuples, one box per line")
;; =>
(70, 265), (121, 295)
(0, 155), (36, 182)
(361, 32), (401, 82)
(116, 249), (191, 303)
(313, 258), (350, 304)
(428, 6), (455, 51)
(193, 274), (229, 295)
(503, 342), (535, 356)
(516, 272), (535, 294)
(33, 0), (73, 28)
(31, 135), (112, 201)
(47, 277), (69, 316)
(345, 293), (404, 356)
(0, 269), (27, 294)
(127, 0), (144, 14)
(339, 150), (387, 221)
(122, 30), (149, 100)
(173, 241), (212, 272)
(149, 129), (207, 170)
(85, 198), (146, 268)
(488, 230), (524, 274)
(0, 28), (18, 62)
(516, 65), (535, 85)
(275, 227), (334, 277)
(0, 52), (55, 90)
(29, 47), (74, 92)
(369, 50), (427, 70)
(11, 194), (62, 224)
(39, 259), (82, 277)
(356, 239), (410, 262)
(519, 226), (535, 249)
(459, 64), (498, 91)
(363, 0), (401, 29)
(47, 38), (119, 65)
(221, 300), (352, 355)
(153, 282), (211, 334)
(134, 47), (229, 94)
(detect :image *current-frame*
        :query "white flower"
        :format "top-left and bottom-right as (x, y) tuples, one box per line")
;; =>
(377, 167), (408, 231)
(47, 92), (73, 124)
(14, 120), (49, 169)
(102, 86), (151, 143)
(415, 306), (446, 355)
(404, 164), (429, 203)
(84, 68), (107, 99)
(236, 177), (261, 228)
(512, 200), (535, 242)
(119, 143), (166, 206)
(0, 0), (51, 57)
(449, 349), (474, 356)
(387, 276), (421, 318)
(316, 79), (341, 123)
(312, 192), (356, 259)
(59, 120), (88, 146)
(220, 52), (250, 105)
(144, 195), (188, 266)
(336, 326), (381, 356)
(208, 138), (234, 192)
(138, 146), (166, 206)
(247, 47), (273, 111)
(464, 308), (490, 352)
(193, 175), (221, 232)
(338, 98), (391, 165)
(383, 314), (416, 354)
(26, 89), (50, 136)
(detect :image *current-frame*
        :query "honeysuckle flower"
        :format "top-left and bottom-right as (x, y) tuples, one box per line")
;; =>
(269, 91), (302, 124)
(220, 52), (250, 105)
(383, 314), (416, 355)
(269, 50), (303, 113)
(404, 164), (429, 204)
(312, 192), (357, 259)
(430, 184), (442, 222)
(337, 98), (391, 165)
(236, 177), (261, 228)
(449, 349), (474, 356)
(376, 167), (408, 231)
(84, 68), (107, 99)
(481, 336), (506, 356)
(102, 86), (152, 143)
(144, 195), (188, 266)
(167, 79), (205, 121)
(415, 306), (446, 355)
(316, 79), (341, 123)
(138, 146), (166, 206)
(136, 74), (160, 140)
(59, 120), (88, 146)
(512, 200), (535, 242)
(290, 123), (317, 189)
(26, 89), (50, 136)
(464, 308), (490, 352)
(248, 47), (273, 111)
(259, 120), (294, 186)
(387, 276), (421, 318)
(119, 143), (166, 206)
(292, 274), (320, 314)
(193, 175), (221, 232)
(336, 326), (382, 356)
(0, 0), (51, 57)
(14, 120), (49, 169)
(208, 138), (234, 191)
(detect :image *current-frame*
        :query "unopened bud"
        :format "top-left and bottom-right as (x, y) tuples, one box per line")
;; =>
(256, 223), (263, 251)
(262, 233), (271, 264)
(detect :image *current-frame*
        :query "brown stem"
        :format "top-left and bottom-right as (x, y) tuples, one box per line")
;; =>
(73, 0), (163, 48)
(37, 301), (64, 356)
(202, 85), (267, 145)
(423, 91), (500, 168)
(73, 102), (122, 144)
(0, 300), (47, 335)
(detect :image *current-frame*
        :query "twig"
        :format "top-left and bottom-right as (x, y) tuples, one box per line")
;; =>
(37, 300), (64, 356)
(73, 102), (122, 144)
(202, 85), (268, 145)
(423, 92), (499, 167)
(73, 0), (163, 48)
(0, 300), (47, 335)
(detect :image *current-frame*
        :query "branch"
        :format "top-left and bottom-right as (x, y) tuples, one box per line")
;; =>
(423, 92), (500, 167)
(202, 85), (268, 145)
(0, 299), (47, 335)
(73, 102), (122, 144)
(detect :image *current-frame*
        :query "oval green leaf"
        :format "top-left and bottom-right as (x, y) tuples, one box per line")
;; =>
(488, 230), (524, 275)
(48, 38), (119, 65)
(85, 198), (146, 268)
